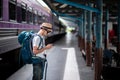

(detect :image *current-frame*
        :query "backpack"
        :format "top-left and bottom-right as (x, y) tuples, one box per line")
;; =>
(18, 31), (42, 64)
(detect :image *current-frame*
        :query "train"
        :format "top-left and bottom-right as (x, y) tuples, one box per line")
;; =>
(0, 0), (66, 79)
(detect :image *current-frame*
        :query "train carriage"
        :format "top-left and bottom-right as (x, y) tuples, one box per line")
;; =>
(0, 0), (66, 79)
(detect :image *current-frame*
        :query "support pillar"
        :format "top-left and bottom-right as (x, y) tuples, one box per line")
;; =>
(83, 10), (86, 51)
(78, 20), (81, 47)
(86, 3), (92, 66)
(104, 9), (109, 49)
(93, 17), (96, 41)
(94, 0), (103, 80)
(80, 15), (83, 51)
(117, 1), (120, 54)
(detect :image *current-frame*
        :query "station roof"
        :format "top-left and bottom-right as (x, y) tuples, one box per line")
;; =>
(43, 0), (119, 22)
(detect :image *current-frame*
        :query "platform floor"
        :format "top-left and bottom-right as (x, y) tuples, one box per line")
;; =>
(7, 32), (94, 80)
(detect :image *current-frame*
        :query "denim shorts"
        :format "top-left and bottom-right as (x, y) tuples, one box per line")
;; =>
(32, 57), (46, 80)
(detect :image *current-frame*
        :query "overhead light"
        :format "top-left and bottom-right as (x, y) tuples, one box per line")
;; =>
(36, 0), (51, 11)
(68, 10), (72, 12)
(53, 3), (59, 6)
(62, 10), (66, 13)
(75, 10), (79, 12)
(60, 4), (68, 8)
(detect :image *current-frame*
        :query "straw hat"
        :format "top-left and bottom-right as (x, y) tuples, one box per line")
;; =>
(41, 22), (52, 31)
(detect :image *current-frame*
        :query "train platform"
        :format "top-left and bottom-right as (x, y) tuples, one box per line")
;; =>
(7, 32), (94, 80)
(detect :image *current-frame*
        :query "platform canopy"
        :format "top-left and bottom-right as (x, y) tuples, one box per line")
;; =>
(43, 0), (118, 22)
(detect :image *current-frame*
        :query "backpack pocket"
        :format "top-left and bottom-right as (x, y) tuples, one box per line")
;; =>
(20, 47), (32, 64)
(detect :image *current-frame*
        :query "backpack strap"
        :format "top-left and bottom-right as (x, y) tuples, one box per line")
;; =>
(30, 34), (43, 53)
(35, 34), (43, 49)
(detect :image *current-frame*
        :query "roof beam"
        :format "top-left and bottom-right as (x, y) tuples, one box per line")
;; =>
(55, 0), (100, 13)
(43, 0), (56, 11)
(60, 4), (68, 8)
(60, 17), (77, 23)
(57, 6), (80, 10)
(52, 10), (82, 21)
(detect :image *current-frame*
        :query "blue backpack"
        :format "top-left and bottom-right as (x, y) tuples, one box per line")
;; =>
(18, 31), (42, 64)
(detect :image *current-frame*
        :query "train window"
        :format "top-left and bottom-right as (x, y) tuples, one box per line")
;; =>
(26, 8), (30, 24)
(42, 15), (47, 22)
(21, 2), (27, 23)
(38, 12), (42, 25)
(9, 0), (17, 21)
(16, 2), (21, 23)
(35, 11), (38, 25)
(27, 7), (33, 24)
(10, 0), (16, 1)
(33, 10), (38, 25)
(0, 0), (3, 19)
